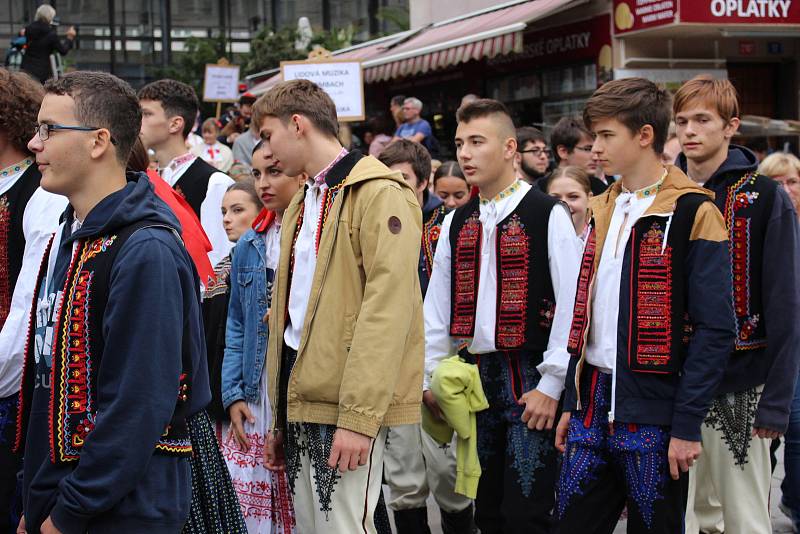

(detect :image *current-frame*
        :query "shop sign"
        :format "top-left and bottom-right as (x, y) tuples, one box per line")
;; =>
(681, 0), (798, 22)
(613, 0), (678, 35)
(281, 59), (365, 121)
(492, 15), (611, 68)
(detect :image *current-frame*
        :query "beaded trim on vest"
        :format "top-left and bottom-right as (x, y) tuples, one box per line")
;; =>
(496, 214), (530, 348)
(567, 229), (597, 356)
(450, 211), (481, 337)
(633, 221), (673, 370)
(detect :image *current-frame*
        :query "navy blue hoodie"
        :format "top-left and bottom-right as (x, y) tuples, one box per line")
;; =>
(22, 173), (210, 534)
(678, 145), (800, 432)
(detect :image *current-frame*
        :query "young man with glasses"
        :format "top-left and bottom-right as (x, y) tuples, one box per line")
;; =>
(0, 68), (67, 534)
(16, 71), (210, 534)
(551, 116), (610, 194)
(515, 126), (551, 186)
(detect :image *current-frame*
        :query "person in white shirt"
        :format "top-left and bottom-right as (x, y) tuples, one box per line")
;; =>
(423, 99), (581, 534)
(191, 118), (233, 173)
(0, 69), (67, 533)
(138, 79), (234, 267)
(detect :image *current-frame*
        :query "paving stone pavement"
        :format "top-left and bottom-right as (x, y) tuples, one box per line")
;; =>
(386, 441), (796, 533)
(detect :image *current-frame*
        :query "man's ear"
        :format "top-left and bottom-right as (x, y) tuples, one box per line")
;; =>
(169, 115), (185, 136)
(724, 117), (741, 140)
(90, 128), (115, 161)
(639, 124), (655, 149)
(504, 136), (518, 160)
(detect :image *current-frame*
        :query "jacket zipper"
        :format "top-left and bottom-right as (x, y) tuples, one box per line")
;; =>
(269, 188), (345, 433)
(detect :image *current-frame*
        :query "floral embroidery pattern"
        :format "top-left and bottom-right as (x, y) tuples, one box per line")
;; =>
(723, 173), (767, 351)
(496, 214), (530, 348)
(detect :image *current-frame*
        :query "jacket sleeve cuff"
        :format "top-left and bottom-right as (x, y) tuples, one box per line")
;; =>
(337, 409), (381, 439)
(754, 404), (790, 434)
(535, 372), (565, 401)
(49, 500), (89, 534)
(222, 388), (245, 410)
(670, 412), (704, 442)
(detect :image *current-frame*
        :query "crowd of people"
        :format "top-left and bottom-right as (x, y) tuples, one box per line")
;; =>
(0, 62), (799, 534)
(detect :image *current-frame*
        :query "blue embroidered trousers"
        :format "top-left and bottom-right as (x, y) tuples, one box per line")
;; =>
(467, 350), (558, 534)
(555, 365), (688, 534)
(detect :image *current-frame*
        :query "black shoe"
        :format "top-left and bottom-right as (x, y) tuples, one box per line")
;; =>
(393, 507), (432, 534)
(441, 503), (477, 534)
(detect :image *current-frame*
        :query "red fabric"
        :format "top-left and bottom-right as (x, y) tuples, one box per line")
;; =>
(146, 170), (216, 285)
(252, 208), (276, 233)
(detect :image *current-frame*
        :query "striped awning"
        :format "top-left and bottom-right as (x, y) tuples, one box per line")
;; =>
(363, 0), (583, 83)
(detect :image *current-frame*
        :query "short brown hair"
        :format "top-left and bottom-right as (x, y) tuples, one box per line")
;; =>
(137, 79), (199, 138)
(456, 98), (515, 139)
(378, 139), (432, 186)
(0, 69), (44, 156)
(673, 75), (740, 123)
(551, 117), (593, 163)
(548, 165), (591, 195)
(252, 79), (338, 139)
(45, 71), (141, 165)
(583, 77), (671, 154)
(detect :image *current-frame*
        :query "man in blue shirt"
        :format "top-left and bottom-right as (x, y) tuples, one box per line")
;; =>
(394, 97), (434, 153)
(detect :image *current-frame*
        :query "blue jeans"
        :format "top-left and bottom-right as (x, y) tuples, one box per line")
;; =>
(782, 369), (800, 530)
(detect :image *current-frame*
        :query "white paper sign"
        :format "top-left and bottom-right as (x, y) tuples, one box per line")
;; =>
(203, 64), (241, 102)
(281, 61), (364, 121)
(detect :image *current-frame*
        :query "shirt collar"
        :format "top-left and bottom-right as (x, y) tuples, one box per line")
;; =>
(620, 168), (667, 200)
(0, 158), (33, 180)
(479, 179), (522, 206)
(163, 152), (196, 174)
(313, 147), (348, 188)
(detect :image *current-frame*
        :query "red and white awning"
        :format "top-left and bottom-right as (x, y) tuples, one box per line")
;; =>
(363, 0), (583, 83)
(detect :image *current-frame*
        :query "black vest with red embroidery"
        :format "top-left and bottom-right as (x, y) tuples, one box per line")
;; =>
(448, 188), (557, 353)
(419, 201), (446, 297)
(567, 193), (707, 374)
(0, 165), (41, 329)
(15, 221), (193, 462)
(712, 172), (775, 352)
(174, 158), (216, 217)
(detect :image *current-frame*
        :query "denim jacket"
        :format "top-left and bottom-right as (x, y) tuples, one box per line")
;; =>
(221, 226), (275, 409)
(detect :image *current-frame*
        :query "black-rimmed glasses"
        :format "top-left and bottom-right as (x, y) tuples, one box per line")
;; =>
(34, 123), (117, 145)
(519, 148), (552, 157)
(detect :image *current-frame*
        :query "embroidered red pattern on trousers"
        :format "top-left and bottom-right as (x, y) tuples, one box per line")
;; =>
(496, 214), (530, 348)
(450, 211), (482, 337)
(635, 223), (672, 368)
(568, 229), (596, 354)
(0, 197), (10, 329)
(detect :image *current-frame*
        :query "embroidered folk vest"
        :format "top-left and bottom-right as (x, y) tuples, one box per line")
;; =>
(713, 172), (775, 352)
(419, 203), (446, 297)
(567, 193), (707, 374)
(174, 158), (216, 217)
(448, 188), (557, 353)
(15, 221), (193, 462)
(0, 165), (41, 328)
